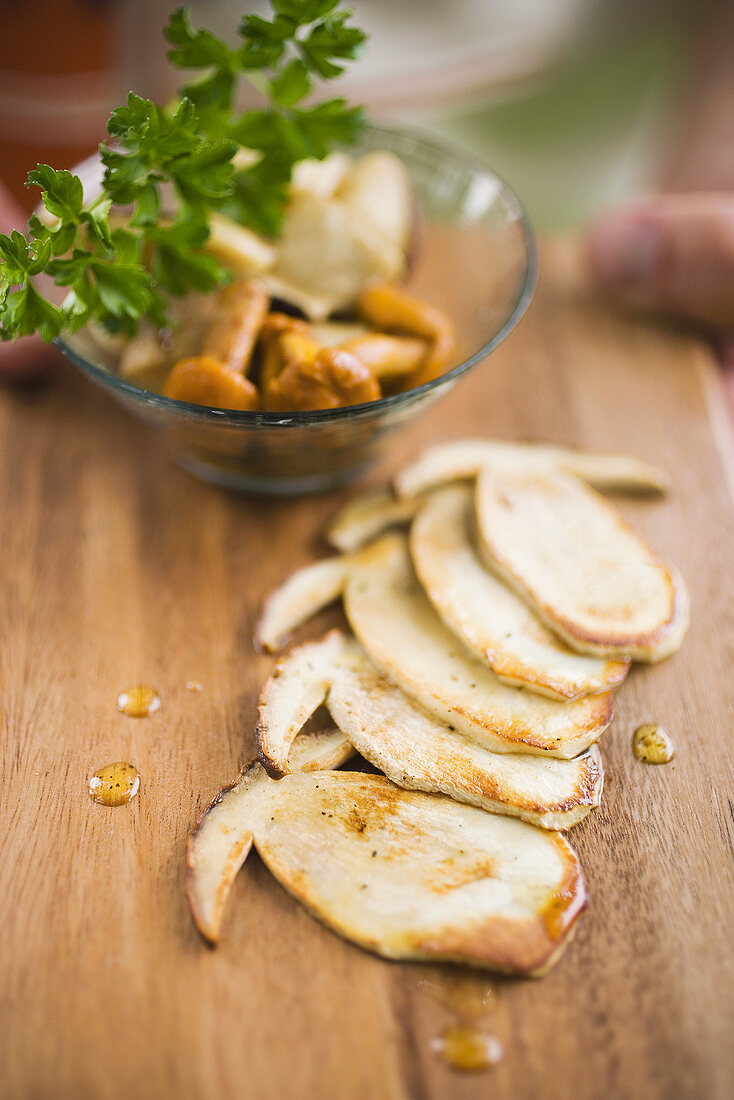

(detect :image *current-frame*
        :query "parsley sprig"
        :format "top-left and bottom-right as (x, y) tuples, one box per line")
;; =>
(0, 1), (367, 342)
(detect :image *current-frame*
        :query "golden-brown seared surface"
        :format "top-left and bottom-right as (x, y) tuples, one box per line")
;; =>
(253, 771), (587, 975)
(326, 650), (604, 829)
(475, 465), (689, 661)
(189, 754), (587, 974)
(255, 631), (604, 828)
(343, 535), (613, 758)
(410, 485), (629, 699)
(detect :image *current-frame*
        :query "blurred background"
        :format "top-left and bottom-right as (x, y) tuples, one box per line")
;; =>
(0, 0), (731, 229)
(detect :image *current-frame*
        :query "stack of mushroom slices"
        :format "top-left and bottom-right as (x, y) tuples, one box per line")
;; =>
(187, 439), (689, 978)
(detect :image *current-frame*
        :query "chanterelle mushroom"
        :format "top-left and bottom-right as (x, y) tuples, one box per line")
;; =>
(264, 347), (380, 412)
(163, 356), (260, 411)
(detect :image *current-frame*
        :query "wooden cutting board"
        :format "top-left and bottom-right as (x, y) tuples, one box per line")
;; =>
(1, 241), (733, 1100)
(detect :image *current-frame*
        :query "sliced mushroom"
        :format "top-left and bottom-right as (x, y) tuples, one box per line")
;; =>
(343, 536), (612, 758)
(256, 632), (604, 829)
(255, 537), (613, 756)
(267, 194), (399, 322)
(326, 489), (420, 553)
(337, 151), (413, 280)
(290, 153), (352, 201)
(410, 485), (629, 700)
(189, 766), (587, 975)
(327, 652), (604, 829)
(475, 465), (689, 662)
(186, 726), (353, 944)
(264, 153), (415, 322)
(205, 213), (277, 276)
(394, 439), (670, 499)
(256, 557), (352, 653)
(257, 631), (351, 774)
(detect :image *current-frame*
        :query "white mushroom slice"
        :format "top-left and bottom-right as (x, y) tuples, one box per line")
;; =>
(186, 727), (353, 943)
(410, 486), (629, 700)
(327, 655), (604, 829)
(475, 466), (689, 662)
(256, 556), (352, 653)
(344, 536), (612, 758)
(336, 152), (413, 280)
(255, 633), (603, 827)
(326, 489), (420, 553)
(206, 212), (277, 276)
(250, 771), (587, 975)
(258, 631), (352, 776)
(311, 320), (370, 347)
(268, 193), (401, 321)
(394, 439), (669, 499)
(290, 153), (352, 200)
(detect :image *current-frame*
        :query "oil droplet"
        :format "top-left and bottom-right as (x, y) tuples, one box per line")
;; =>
(186, 680), (204, 693)
(117, 684), (161, 718)
(88, 762), (140, 807)
(432, 1026), (503, 1073)
(632, 724), (675, 764)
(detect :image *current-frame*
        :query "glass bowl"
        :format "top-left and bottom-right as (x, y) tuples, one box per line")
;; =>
(56, 125), (537, 495)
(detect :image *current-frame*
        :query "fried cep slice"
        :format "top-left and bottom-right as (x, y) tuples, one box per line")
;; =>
(410, 486), (629, 700)
(475, 466), (689, 662)
(252, 771), (587, 975)
(343, 536), (613, 757)
(256, 556), (352, 653)
(326, 489), (420, 553)
(186, 727), (354, 944)
(394, 438), (669, 499)
(357, 285), (456, 387)
(327, 655), (604, 830)
(201, 280), (270, 375)
(257, 631), (351, 775)
(264, 348), (381, 412)
(337, 333), (428, 382)
(163, 357), (260, 411)
(256, 632), (604, 828)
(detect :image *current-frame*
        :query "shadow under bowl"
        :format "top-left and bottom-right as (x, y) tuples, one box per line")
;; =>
(56, 124), (537, 495)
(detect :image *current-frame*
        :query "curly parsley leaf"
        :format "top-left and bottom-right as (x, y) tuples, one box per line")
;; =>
(0, 2), (368, 343)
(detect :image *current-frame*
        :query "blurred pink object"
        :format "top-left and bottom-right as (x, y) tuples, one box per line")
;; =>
(0, 179), (60, 381)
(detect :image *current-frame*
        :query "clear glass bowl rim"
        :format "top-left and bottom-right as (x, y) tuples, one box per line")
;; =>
(55, 122), (538, 429)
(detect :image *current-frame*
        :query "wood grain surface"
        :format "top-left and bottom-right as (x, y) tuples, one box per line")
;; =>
(1, 241), (733, 1100)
